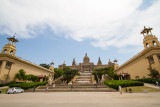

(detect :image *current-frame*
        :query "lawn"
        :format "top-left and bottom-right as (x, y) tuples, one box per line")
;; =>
(122, 86), (160, 92)
(0, 88), (9, 94)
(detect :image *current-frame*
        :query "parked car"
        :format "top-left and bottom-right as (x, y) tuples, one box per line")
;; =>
(7, 87), (24, 94)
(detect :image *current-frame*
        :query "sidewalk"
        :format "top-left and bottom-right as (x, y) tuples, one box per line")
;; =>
(144, 83), (160, 89)
(0, 86), (9, 90)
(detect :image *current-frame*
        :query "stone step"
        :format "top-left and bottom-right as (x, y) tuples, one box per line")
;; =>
(25, 88), (116, 92)
(55, 84), (96, 86)
(76, 79), (91, 80)
(38, 85), (108, 89)
(77, 76), (91, 78)
(77, 77), (91, 79)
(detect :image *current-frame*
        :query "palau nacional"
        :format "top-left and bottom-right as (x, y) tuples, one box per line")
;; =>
(0, 27), (160, 84)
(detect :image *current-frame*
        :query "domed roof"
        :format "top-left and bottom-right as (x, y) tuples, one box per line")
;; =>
(83, 53), (90, 63)
(84, 53), (89, 59)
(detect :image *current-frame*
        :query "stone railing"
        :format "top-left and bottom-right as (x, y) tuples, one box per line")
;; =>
(52, 75), (64, 84)
(91, 75), (96, 84)
(68, 75), (78, 85)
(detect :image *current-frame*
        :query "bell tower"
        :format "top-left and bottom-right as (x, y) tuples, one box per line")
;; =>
(97, 57), (102, 65)
(1, 35), (19, 56)
(72, 58), (76, 66)
(141, 26), (160, 49)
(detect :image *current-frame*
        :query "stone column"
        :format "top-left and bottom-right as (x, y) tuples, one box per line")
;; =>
(153, 54), (160, 73)
(0, 61), (6, 79)
(0, 61), (6, 73)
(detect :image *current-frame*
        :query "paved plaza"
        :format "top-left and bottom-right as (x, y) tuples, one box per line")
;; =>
(0, 92), (160, 107)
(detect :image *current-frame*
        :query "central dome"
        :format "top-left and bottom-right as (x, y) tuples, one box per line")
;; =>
(83, 53), (90, 63)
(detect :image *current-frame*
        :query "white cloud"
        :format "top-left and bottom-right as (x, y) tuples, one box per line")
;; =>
(0, 0), (160, 50)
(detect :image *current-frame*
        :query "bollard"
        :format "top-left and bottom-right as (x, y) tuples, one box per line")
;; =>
(129, 88), (132, 93)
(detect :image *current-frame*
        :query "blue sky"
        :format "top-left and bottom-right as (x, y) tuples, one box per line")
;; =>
(0, 0), (160, 68)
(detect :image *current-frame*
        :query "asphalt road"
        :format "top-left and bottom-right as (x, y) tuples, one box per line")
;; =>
(0, 92), (160, 107)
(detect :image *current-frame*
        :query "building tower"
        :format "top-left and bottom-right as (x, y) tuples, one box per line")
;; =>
(49, 61), (55, 72)
(1, 36), (19, 56)
(141, 27), (160, 72)
(113, 59), (119, 70)
(97, 57), (102, 65)
(141, 26), (160, 49)
(72, 58), (76, 66)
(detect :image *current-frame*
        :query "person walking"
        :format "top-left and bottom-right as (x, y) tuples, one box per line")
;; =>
(155, 81), (159, 86)
(119, 86), (122, 94)
(46, 86), (48, 93)
(53, 83), (55, 88)
(33, 86), (36, 92)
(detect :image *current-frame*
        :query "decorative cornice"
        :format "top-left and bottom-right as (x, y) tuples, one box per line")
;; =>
(114, 47), (160, 72)
(0, 54), (53, 73)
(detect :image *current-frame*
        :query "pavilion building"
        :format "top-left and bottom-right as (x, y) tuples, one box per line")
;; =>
(59, 53), (119, 71)
(114, 27), (160, 80)
(0, 36), (54, 83)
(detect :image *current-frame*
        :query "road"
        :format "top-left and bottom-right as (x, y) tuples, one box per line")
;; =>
(0, 92), (160, 107)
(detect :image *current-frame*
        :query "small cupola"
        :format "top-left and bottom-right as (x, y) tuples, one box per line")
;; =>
(1, 35), (19, 56)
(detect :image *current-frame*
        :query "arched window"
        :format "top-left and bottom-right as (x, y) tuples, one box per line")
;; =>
(153, 41), (157, 46)
(4, 49), (7, 54)
(10, 51), (13, 55)
(146, 43), (149, 48)
(157, 54), (160, 61)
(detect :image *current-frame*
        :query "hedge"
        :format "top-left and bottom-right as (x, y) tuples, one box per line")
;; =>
(104, 80), (144, 90)
(8, 82), (48, 90)
(137, 78), (160, 84)
(0, 82), (16, 87)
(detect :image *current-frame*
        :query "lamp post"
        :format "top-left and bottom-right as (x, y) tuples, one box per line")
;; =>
(122, 73), (127, 92)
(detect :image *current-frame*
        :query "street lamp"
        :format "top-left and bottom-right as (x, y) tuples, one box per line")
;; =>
(122, 73), (127, 92)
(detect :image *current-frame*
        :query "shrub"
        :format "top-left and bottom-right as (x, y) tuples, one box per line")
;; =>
(8, 82), (47, 90)
(0, 82), (16, 87)
(137, 78), (160, 84)
(104, 80), (144, 90)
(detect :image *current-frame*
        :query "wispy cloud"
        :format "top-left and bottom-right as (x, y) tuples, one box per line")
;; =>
(0, 0), (160, 50)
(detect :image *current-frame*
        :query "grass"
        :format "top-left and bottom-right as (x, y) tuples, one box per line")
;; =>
(122, 86), (160, 92)
(0, 88), (9, 94)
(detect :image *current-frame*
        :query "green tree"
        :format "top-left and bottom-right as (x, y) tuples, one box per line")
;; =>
(54, 68), (64, 79)
(63, 67), (79, 83)
(106, 67), (118, 80)
(15, 69), (26, 82)
(92, 67), (118, 82)
(27, 74), (38, 82)
(148, 66), (159, 79)
(39, 63), (50, 69)
(92, 69), (105, 83)
(15, 69), (38, 82)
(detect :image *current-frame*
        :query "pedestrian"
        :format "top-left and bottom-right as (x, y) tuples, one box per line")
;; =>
(53, 83), (55, 88)
(71, 84), (73, 88)
(33, 86), (36, 92)
(46, 86), (48, 93)
(155, 81), (159, 86)
(119, 86), (122, 94)
(95, 83), (98, 88)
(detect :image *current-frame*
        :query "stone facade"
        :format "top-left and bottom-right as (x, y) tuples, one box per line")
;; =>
(0, 37), (54, 83)
(59, 53), (118, 71)
(114, 27), (160, 80)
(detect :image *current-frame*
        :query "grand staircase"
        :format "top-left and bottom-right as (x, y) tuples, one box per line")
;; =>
(74, 71), (92, 84)
(26, 84), (116, 92)
(25, 71), (116, 92)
